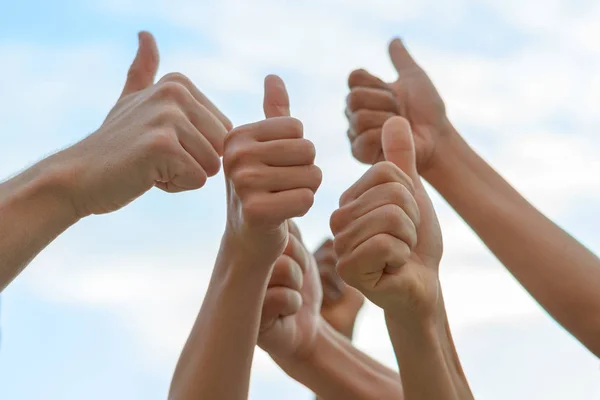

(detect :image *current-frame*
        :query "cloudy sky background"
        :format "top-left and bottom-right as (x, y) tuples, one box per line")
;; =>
(1, 0), (600, 399)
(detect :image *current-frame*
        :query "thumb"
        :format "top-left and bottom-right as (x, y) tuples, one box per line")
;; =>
(120, 31), (160, 99)
(388, 38), (418, 74)
(263, 74), (290, 118)
(382, 116), (418, 180)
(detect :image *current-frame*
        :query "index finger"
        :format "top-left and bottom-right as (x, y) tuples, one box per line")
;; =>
(158, 73), (233, 131)
(348, 69), (390, 90)
(339, 162), (414, 207)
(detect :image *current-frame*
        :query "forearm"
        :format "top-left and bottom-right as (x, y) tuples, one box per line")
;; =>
(169, 237), (272, 400)
(278, 320), (402, 400)
(425, 128), (600, 355)
(385, 304), (472, 400)
(0, 155), (79, 291)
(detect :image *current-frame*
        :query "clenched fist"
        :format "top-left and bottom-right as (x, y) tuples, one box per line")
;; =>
(222, 75), (322, 266)
(331, 116), (443, 321)
(315, 239), (364, 338)
(55, 32), (232, 216)
(258, 221), (322, 359)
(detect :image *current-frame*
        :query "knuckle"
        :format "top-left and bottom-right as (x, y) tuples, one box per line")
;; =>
(223, 142), (255, 175)
(380, 204), (405, 227)
(154, 80), (188, 103)
(301, 139), (317, 163)
(224, 125), (251, 146)
(308, 164), (323, 192)
(241, 195), (266, 224)
(372, 161), (414, 190)
(153, 105), (184, 126)
(347, 68), (367, 88)
(351, 133), (382, 165)
(346, 89), (363, 111)
(372, 161), (399, 179)
(389, 182), (412, 205)
(389, 183), (420, 225)
(145, 129), (178, 155)
(332, 236), (347, 259)
(353, 109), (370, 132)
(160, 72), (190, 85)
(336, 258), (360, 289)
(230, 167), (262, 191)
(339, 187), (356, 207)
(283, 117), (304, 138)
(204, 154), (222, 177)
(329, 208), (348, 236)
(295, 189), (315, 216)
(371, 233), (394, 255)
(184, 168), (208, 189)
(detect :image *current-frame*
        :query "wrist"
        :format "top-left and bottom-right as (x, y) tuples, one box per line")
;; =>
(213, 230), (276, 284)
(1, 155), (81, 226)
(422, 121), (465, 185)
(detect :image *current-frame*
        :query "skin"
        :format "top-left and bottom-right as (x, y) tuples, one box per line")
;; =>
(315, 238), (365, 340)
(331, 117), (473, 399)
(258, 221), (404, 400)
(0, 32), (231, 291)
(345, 38), (600, 358)
(168, 75), (322, 400)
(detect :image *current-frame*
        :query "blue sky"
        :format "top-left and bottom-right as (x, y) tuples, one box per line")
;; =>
(1, 1), (600, 399)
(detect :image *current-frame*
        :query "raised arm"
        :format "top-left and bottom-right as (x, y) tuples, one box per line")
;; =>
(258, 222), (403, 400)
(345, 38), (600, 357)
(313, 239), (366, 400)
(0, 32), (230, 291)
(331, 117), (472, 399)
(168, 76), (322, 400)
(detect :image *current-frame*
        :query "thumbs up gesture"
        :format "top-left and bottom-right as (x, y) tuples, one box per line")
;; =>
(51, 32), (232, 217)
(330, 116), (442, 321)
(222, 75), (322, 267)
(346, 39), (451, 173)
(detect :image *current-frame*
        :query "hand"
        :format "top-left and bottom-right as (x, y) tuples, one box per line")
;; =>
(258, 221), (323, 359)
(53, 31), (232, 216)
(314, 239), (364, 338)
(330, 117), (443, 322)
(222, 75), (322, 268)
(346, 38), (452, 172)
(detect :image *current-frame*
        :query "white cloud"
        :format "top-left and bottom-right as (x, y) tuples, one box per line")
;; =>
(3, 1), (600, 399)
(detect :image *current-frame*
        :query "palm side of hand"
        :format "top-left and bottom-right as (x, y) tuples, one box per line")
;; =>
(258, 230), (323, 359)
(389, 67), (447, 172)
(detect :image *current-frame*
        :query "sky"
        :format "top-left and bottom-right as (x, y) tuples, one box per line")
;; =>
(0, 0), (600, 399)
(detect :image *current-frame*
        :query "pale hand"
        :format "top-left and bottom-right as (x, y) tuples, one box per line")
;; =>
(222, 76), (322, 268)
(258, 221), (322, 359)
(346, 39), (451, 172)
(54, 31), (232, 217)
(331, 117), (443, 321)
(315, 239), (364, 338)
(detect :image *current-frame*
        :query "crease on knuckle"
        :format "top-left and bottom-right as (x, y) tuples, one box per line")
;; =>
(329, 208), (348, 236)
(295, 189), (314, 216)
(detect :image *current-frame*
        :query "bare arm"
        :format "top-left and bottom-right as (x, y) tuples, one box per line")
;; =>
(345, 37), (600, 357)
(1, 32), (232, 292)
(332, 117), (473, 399)
(277, 320), (403, 400)
(0, 159), (79, 291)
(386, 298), (472, 400)
(424, 128), (600, 357)
(168, 236), (272, 400)
(169, 75), (321, 400)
